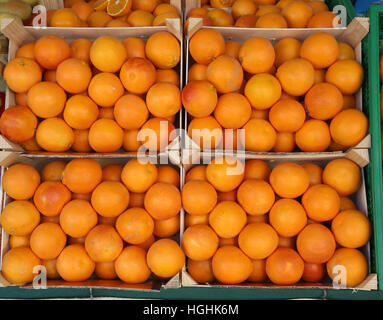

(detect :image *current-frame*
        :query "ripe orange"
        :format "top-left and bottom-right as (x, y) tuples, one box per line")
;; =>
(281, 0), (313, 28)
(153, 214), (180, 237)
(182, 225), (219, 261)
(182, 180), (217, 215)
(212, 245), (253, 284)
(301, 163), (322, 186)
(266, 247), (304, 285)
(302, 262), (326, 283)
(88, 119), (124, 152)
(95, 261), (117, 280)
(113, 94), (149, 131)
(16, 42), (35, 60)
(34, 35), (71, 70)
(187, 259), (215, 284)
(207, 8), (234, 26)
(185, 213), (209, 228)
(240, 119), (277, 152)
(35, 118), (74, 152)
(295, 119), (331, 152)
(146, 82), (181, 118)
(126, 10), (154, 26)
(147, 238), (185, 278)
(60, 199), (98, 238)
(224, 41), (241, 59)
(98, 107), (115, 120)
(56, 58), (92, 94)
(244, 160), (270, 181)
(188, 116), (223, 150)
(308, 0), (329, 14)
(123, 130), (142, 152)
(145, 32), (180, 69)
(340, 197), (357, 211)
(248, 259), (267, 283)
(119, 58), (156, 94)
(185, 165), (207, 182)
(122, 37), (146, 59)
(40, 161), (66, 182)
(189, 29), (225, 65)
(256, 13), (288, 28)
(307, 11), (337, 28)
(209, 201), (247, 238)
(70, 38), (92, 64)
(269, 99), (306, 132)
(9, 235), (30, 249)
(338, 42), (355, 60)
(87, 10), (113, 26)
(42, 259), (60, 279)
(331, 210), (371, 248)
(245, 73), (281, 109)
(30, 223), (67, 259)
(214, 93), (251, 129)
(272, 131), (296, 152)
(63, 95), (99, 129)
(139, 117), (175, 151)
(156, 69), (180, 87)
(274, 37), (301, 67)
(88, 72), (124, 107)
(155, 3), (178, 16)
(188, 64), (208, 82)
(102, 164), (123, 182)
(234, 14), (258, 27)
(71, 129), (91, 152)
(297, 223), (336, 264)
(157, 165), (180, 188)
(50, 8), (84, 27)
(121, 159), (158, 193)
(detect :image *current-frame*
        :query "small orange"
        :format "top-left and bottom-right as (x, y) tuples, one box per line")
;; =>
(72, 1), (95, 21)
(302, 262), (326, 283)
(224, 41), (241, 59)
(307, 11), (337, 28)
(153, 214), (180, 237)
(240, 119), (277, 152)
(71, 129), (91, 152)
(340, 197), (357, 211)
(338, 42), (355, 61)
(185, 213), (209, 228)
(63, 95), (99, 130)
(126, 10), (154, 26)
(295, 119), (331, 152)
(88, 119), (124, 152)
(157, 165), (180, 188)
(232, 0), (257, 19)
(301, 163), (322, 186)
(50, 8), (84, 27)
(155, 3), (178, 16)
(156, 69), (180, 87)
(187, 259), (215, 284)
(207, 8), (234, 26)
(30, 223), (67, 259)
(182, 225), (219, 261)
(95, 261), (117, 280)
(88, 73), (124, 107)
(99, 107), (115, 120)
(9, 235), (30, 249)
(122, 37), (146, 59)
(272, 132), (296, 152)
(102, 164), (123, 182)
(274, 37), (301, 67)
(36, 118), (74, 152)
(16, 42), (35, 60)
(87, 10), (113, 26)
(121, 159), (158, 193)
(248, 259), (267, 283)
(123, 129), (142, 152)
(244, 160), (270, 181)
(256, 13), (288, 28)
(185, 165), (207, 182)
(70, 38), (92, 64)
(234, 14), (258, 27)
(217, 189), (237, 203)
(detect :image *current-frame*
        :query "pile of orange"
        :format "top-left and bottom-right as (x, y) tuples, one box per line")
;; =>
(185, 29), (368, 152)
(1, 32), (181, 153)
(184, 156), (370, 287)
(0, 159), (184, 285)
(185, 0), (342, 30)
(24, 0), (180, 28)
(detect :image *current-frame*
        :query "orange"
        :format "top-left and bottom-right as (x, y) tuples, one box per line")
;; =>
(302, 184), (340, 222)
(206, 156), (244, 192)
(188, 116), (223, 150)
(107, 0), (132, 16)
(269, 99), (305, 132)
(338, 42), (355, 61)
(297, 223), (336, 264)
(132, 0), (156, 12)
(214, 93), (251, 129)
(122, 37), (146, 59)
(187, 259), (215, 284)
(157, 165), (180, 187)
(244, 160), (270, 181)
(185, 213), (209, 228)
(63, 95), (99, 130)
(56, 244), (95, 281)
(232, 0), (257, 19)
(41, 161), (66, 182)
(56, 58), (92, 94)
(4, 58), (42, 93)
(237, 179), (275, 215)
(326, 248), (368, 287)
(212, 245), (253, 284)
(114, 94), (149, 130)
(266, 247), (304, 285)
(9, 235), (30, 249)
(274, 37), (301, 67)
(0, 201), (40, 236)
(27, 81), (67, 118)
(70, 38), (92, 63)
(248, 259), (267, 283)
(87, 10), (113, 26)
(305, 83), (343, 120)
(145, 32), (180, 69)
(139, 117), (175, 151)
(146, 82), (181, 117)
(62, 158), (102, 193)
(36, 118), (74, 152)
(301, 163), (322, 186)
(255, 13), (288, 28)
(95, 261), (117, 280)
(302, 262), (326, 283)
(300, 32), (339, 69)
(119, 58), (156, 94)
(30, 223), (66, 259)
(240, 119), (277, 152)
(155, 3), (178, 16)
(209, 201), (247, 238)
(182, 180), (217, 215)
(123, 129), (142, 152)
(102, 164), (123, 182)
(2, 164), (40, 201)
(42, 259), (60, 279)
(295, 119), (331, 152)
(156, 69), (180, 87)
(15, 92), (29, 107)
(60, 200), (98, 238)
(224, 41), (241, 59)
(255, 4), (280, 15)
(71, 129), (91, 152)
(185, 165), (207, 182)
(182, 80), (217, 118)
(269, 162), (310, 198)
(325, 59), (364, 95)
(146, 238), (185, 278)
(322, 159), (361, 196)
(276, 58), (314, 96)
(340, 197), (357, 211)
(1, 247), (41, 285)
(90, 36), (127, 73)
(121, 159), (158, 193)
(330, 109), (368, 147)
(72, 1), (94, 21)
(88, 73), (124, 107)
(16, 42), (35, 60)
(281, 0), (313, 28)
(189, 29), (225, 65)
(21, 137), (41, 152)
(153, 214), (180, 237)
(234, 14), (258, 27)
(331, 210), (371, 248)
(206, 55), (243, 94)
(269, 199), (307, 237)
(210, 0), (235, 7)
(207, 8), (234, 26)
(126, 10), (154, 26)
(272, 132), (296, 152)
(182, 225), (219, 261)
(238, 37), (275, 74)
(244, 74), (281, 109)
(50, 8), (84, 27)
(144, 182), (181, 220)
(308, 0), (329, 14)
(307, 11), (337, 28)
(238, 222), (279, 259)
(34, 35), (71, 70)
(152, 11), (179, 26)
(115, 207), (154, 244)
(137, 233), (155, 250)
(88, 119), (124, 152)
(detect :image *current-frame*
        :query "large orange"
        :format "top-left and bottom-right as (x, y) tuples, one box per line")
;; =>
(214, 93), (251, 129)
(269, 199), (307, 237)
(114, 94), (149, 130)
(322, 158), (361, 196)
(88, 72), (124, 107)
(331, 210), (371, 248)
(182, 225), (219, 261)
(326, 248), (368, 287)
(301, 163), (322, 186)
(139, 117), (175, 151)
(36, 118), (74, 152)
(146, 238), (185, 278)
(281, 0), (313, 28)
(187, 259), (215, 284)
(144, 182), (181, 220)
(276, 58), (314, 96)
(63, 95), (99, 130)
(244, 159), (270, 181)
(182, 180), (217, 215)
(30, 223), (67, 259)
(266, 247), (304, 285)
(238, 37), (275, 74)
(206, 156), (244, 192)
(34, 35), (71, 69)
(212, 245), (253, 284)
(145, 32), (180, 69)
(209, 201), (247, 238)
(60, 199), (98, 238)
(244, 73), (281, 109)
(274, 37), (301, 67)
(146, 82), (181, 118)
(305, 83), (343, 120)
(90, 36), (126, 72)
(297, 223), (336, 264)
(189, 29), (225, 65)
(1, 247), (41, 285)
(269, 99), (306, 132)
(330, 109), (368, 147)
(88, 119), (124, 152)
(269, 162), (310, 198)
(56, 244), (95, 281)
(121, 159), (158, 193)
(300, 32), (339, 69)
(188, 116), (223, 150)
(56, 58), (91, 95)
(27, 81), (67, 118)
(62, 158), (102, 193)
(115, 207), (154, 244)
(3, 58), (42, 93)
(295, 119), (331, 152)
(240, 118), (277, 152)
